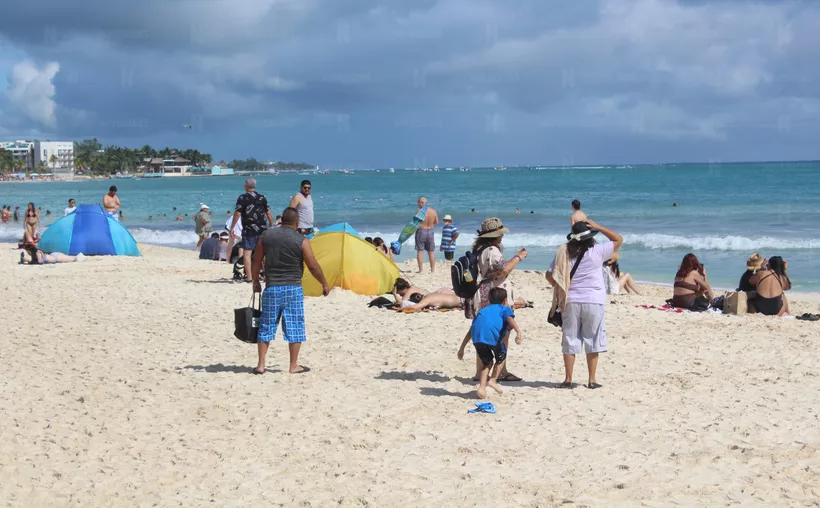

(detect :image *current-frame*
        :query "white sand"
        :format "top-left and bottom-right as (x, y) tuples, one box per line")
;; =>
(2, 243), (819, 507)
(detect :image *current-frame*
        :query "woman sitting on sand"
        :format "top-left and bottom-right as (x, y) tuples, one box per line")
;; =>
(464, 218), (528, 382)
(603, 253), (640, 295)
(671, 253), (714, 310)
(373, 237), (393, 259)
(749, 256), (791, 316)
(22, 244), (84, 265)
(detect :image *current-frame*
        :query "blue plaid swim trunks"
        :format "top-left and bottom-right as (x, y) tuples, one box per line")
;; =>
(258, 285), (307, 343)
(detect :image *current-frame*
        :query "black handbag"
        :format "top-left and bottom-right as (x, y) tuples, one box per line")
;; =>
(234, 293), (261, 343)
(548, 251), (585, 328)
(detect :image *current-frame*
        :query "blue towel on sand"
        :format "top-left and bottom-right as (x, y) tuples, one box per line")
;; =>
(468, 402), (497, 414)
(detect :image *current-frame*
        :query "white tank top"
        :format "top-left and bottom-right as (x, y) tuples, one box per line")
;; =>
(297, 195), (314, 229)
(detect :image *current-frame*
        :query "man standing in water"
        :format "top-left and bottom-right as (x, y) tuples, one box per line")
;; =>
(570, 199), (587, 226)
(252, 207), (330, 374)
(288, 180), (314, 236)
(229, 178), (274, 282)
(103, 186), (121, 221)
(415, 196), (439, 273)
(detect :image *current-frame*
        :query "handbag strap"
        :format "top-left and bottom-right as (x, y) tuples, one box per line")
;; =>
(248, 292), (261, 309)
(569, 250), (585, 281)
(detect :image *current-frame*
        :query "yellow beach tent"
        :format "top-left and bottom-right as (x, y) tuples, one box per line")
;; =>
(302, 226), (400, 297)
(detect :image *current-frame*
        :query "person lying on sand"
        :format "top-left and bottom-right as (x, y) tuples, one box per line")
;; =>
(22, 244), (84, 265)
(404, 292), (463, 312)
(392, 278), (428, 307)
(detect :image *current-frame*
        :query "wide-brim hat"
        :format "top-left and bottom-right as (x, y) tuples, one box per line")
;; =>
(567, 221), (598, 241)
(746, 253), (765, 271)
(443, 215), (452, 221)
(477, 217), (509, 238)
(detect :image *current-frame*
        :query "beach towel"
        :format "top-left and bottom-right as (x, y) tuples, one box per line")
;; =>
(636, 304), (690, 313)
(391, 205), (428, 255)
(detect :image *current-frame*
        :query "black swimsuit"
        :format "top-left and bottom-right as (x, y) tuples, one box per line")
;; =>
(755, 273), (784, 316)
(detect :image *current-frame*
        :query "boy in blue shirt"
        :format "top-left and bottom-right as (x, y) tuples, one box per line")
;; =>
(457, 287), (522, 399)
(440, 214), (459, 262)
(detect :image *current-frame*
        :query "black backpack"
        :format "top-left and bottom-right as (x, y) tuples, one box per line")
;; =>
(451, 250), (480, 298)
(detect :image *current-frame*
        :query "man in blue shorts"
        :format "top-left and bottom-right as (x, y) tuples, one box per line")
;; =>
(251, 207), (330, 374)
(229, 177), (274, 282)
(457, 287), (523, 399)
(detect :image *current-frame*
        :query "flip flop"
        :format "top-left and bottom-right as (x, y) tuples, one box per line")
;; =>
(559, 381), (576, 389)
(252, 368), (265, 375)
(498, 373), (522, 382)
(291, 366), (311, 374)
(468, 402), (497, 414)
(586, 382), (603, 389)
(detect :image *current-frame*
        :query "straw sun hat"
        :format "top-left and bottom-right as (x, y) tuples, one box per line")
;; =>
(477, 217), (509, 238)
(746, 253), (766, 271)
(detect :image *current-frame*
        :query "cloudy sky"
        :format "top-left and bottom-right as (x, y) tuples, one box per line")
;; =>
(1, 0), (818, 167)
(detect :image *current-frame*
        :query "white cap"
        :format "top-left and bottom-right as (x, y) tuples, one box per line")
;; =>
(443, 214), (452, 221)
(200, 203), (209, 210)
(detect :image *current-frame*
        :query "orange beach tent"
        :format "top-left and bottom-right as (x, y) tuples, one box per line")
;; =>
(302, 224), (400, 296)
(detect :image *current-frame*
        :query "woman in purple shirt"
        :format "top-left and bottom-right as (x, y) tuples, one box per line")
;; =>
(547, 220), (622, 389)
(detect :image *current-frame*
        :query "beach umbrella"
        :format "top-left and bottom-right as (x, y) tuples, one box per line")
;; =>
(38, 204), (141, 256)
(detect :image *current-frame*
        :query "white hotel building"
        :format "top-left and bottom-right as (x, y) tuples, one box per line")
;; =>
(1, 140), (74, 175)
(34, 141), (74, 174)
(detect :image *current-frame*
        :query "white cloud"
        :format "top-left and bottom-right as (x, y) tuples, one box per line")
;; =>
(5, 59), (60, 127)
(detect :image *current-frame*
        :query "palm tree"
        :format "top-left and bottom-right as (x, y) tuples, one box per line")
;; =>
(0, 149), (13, 173)
(49, 154), (59, 171)
(13, 157), (26, 176)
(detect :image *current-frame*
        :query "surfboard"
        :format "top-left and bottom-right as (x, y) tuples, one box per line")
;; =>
(391, 205), (427, 255)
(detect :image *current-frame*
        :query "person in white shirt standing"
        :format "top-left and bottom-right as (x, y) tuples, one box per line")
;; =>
(64, 199), (77, 216)
(288, 180), (314, 236)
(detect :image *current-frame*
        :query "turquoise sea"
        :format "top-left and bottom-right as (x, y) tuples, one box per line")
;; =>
(2, 162), (819, 291)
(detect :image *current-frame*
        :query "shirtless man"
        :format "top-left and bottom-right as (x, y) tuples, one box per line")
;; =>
(570, 199), (587, 226)
(288, 180), (314, 236)
(103, 186), (122, 221)
(414, 196), (439, 273)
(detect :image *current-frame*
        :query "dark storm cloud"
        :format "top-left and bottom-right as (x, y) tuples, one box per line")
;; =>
(1, 0), (820, 165)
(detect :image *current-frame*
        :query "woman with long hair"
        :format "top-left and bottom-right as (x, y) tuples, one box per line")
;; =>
(23, 245), (83, 264)
(463, 218), (528, 382)
(671, 253), (714, 310)
(547, 220), (622, 389)
(603, 253), (640, 295)
(24, 202), (39, 239)
(749, 256), (791, 316)
(373, 237), (392, 259)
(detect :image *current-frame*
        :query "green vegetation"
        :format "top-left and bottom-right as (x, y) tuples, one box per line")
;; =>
(73, 139), (214, 175)
(229, 158), (314, 172)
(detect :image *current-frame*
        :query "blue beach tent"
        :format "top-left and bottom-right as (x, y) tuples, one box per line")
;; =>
(38, 204), (141, 256)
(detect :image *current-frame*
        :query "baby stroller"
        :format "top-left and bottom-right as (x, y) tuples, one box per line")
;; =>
(232, 247), (265, 282)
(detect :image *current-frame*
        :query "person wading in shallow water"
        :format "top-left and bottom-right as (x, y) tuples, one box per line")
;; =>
(252, 207), (330, 375)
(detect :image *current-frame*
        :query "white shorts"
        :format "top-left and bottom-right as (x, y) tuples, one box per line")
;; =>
(561, 302), (608, 355)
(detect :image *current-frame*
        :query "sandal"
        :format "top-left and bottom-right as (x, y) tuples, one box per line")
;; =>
(498, 373), (522, 382)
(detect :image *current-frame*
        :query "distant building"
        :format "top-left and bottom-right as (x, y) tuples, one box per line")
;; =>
(0, 140), (35, 170)
(162, 157), (192, 176)
(34, 141), (74, 174)
(188, 164), (234, 176)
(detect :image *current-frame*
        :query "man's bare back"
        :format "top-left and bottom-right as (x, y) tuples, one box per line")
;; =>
(570, 210), (587, 226)
(420, 206), (438, 229)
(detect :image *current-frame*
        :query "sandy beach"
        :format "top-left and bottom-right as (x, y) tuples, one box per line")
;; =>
(2, 243), (819, 507)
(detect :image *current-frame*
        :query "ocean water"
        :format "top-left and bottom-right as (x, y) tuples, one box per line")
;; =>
(2, 162), (819, 291)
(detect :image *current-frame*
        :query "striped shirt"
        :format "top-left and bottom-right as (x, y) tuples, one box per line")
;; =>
(441, 224), (458, 252)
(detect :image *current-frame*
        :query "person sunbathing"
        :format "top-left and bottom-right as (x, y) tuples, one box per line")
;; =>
(22, 245), (84, 264)
(392, 278), (427, 307)
(404, 292), (463, 312)
(749, 256), (791, 316)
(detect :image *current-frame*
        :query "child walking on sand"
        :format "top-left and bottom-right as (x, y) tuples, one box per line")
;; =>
(458, 287), (522, 399)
